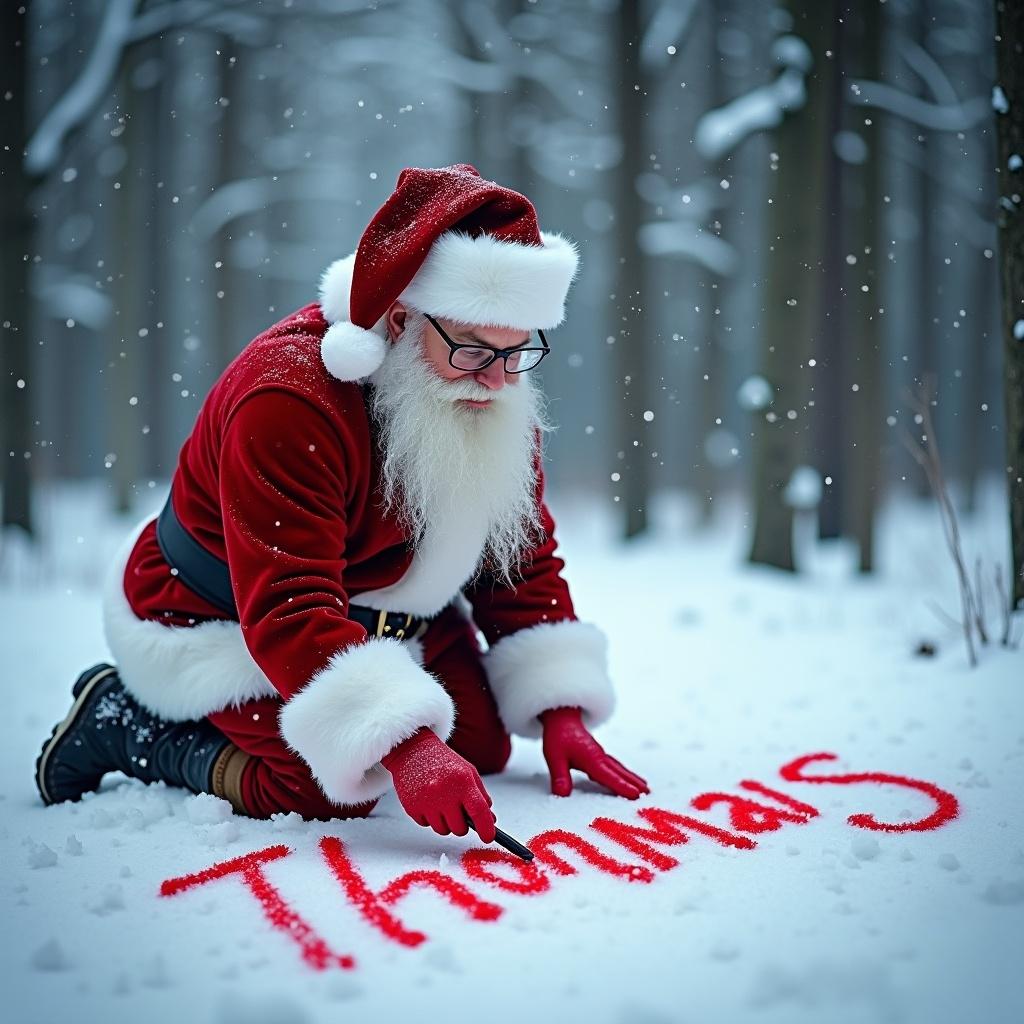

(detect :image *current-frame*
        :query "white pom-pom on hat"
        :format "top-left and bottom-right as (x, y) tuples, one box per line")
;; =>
(320, 321), (388, 381)
(317, 251), (388, 382)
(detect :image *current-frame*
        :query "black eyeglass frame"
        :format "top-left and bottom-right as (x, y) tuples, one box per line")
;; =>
(423, 313), (550, 374)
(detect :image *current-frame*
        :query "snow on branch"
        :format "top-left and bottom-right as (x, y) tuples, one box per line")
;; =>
(638, 222), (738, 276)
(190, 169), (352, 239)
(25, 0), (265, 178)
(845, 31), (992, 131)
(633, 173), (738, 273)
(33, 267), (113, 329)
(694, 35), (812, 162)
(323, 34), (586, 120)
(25, 0), (141, 177)
(191, 178), (273, 241)
(128, 0), (270, 47)
(637, 173), (729, 222)
(326, 38), (506, 93)
(847, 79), (991, 131)
(449, 0), (607, 118)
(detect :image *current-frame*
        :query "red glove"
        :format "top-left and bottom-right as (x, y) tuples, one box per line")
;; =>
(381, 727), (497, 842)
(540, 706), (650, 799)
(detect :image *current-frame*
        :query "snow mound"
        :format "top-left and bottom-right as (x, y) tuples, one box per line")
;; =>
(186, 793), (234, 825)
(30, 939), (72, 972)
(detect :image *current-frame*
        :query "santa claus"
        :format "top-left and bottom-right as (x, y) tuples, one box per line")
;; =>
(36, 164), (648, 844)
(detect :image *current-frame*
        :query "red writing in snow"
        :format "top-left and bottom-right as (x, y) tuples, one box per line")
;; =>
(158, 843), (355, 970)
(159, 751), (960, 969)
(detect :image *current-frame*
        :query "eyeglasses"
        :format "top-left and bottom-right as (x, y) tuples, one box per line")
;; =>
(424, 313), (549, 374)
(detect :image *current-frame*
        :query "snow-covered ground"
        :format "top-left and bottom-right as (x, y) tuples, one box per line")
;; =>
(1, 481), (1021, 1024)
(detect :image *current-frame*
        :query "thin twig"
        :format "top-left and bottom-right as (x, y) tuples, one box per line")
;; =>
(973, 557), (989, 645)
(899, 379), (979, 667)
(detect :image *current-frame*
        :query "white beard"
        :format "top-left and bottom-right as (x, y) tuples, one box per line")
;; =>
(367, 312), (549, 586)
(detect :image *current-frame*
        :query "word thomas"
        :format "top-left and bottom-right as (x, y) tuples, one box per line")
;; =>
(159, 752), (960, 970)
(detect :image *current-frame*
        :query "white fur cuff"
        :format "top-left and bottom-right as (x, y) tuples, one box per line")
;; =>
(278, 637), (455, 806)
(482, 620), (615, 739)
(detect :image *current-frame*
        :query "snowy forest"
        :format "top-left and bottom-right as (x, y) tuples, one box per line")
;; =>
(2, 0), (1021, 588)
(2, 3), (1023, 1024)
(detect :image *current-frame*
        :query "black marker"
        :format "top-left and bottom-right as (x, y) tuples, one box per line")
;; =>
(464, 812), (534, 862)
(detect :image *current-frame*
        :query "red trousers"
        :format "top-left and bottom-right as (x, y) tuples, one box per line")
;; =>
(206, 604), (512, 819)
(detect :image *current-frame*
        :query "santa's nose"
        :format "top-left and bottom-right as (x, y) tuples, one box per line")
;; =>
(474, 358), (507, 390)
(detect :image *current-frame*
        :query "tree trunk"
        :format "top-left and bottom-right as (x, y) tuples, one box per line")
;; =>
(749, 0), (831, 570)
(695, 1), (727, 527)
(163, 30), (217, 459)
(611, 0), (651, 538)
(214, 39), (244, 373)
(910, 0), (936, 498)
(473, 0), (527, 189)
(842, 0), (884, 574)
(107, 63), (146, 515)
(451, 3), (488, 174)
(815, 10), (847, 542)
(994, 0), (1024, 609)
(0, 4), (34, 537)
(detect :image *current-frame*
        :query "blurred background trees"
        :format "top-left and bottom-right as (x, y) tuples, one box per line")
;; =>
(1, 0), (1017, 599)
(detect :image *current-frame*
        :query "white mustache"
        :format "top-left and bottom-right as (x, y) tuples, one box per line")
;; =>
(437, 377), (503, 403)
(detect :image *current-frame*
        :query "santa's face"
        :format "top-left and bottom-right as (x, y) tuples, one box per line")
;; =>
(419, 316), (529, 409)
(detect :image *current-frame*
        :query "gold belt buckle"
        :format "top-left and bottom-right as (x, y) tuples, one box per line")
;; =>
(375, 609), (427, 640)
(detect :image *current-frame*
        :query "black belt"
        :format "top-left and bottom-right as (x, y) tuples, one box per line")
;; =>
(155, 497), (429, 640)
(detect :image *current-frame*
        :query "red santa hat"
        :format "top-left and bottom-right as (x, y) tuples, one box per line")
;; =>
(317, 163), (580, 382)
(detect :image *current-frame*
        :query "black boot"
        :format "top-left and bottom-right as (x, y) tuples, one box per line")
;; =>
(36, 662), (232, 806)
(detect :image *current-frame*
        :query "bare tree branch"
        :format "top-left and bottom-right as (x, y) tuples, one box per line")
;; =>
(442, 4), (603, 117)
(24, 0), (141, 177)
(897, 35), (960, 105)
(127, 0), (266, 44)
(24, 0), (263, 178)
(848, 78), (991, 131)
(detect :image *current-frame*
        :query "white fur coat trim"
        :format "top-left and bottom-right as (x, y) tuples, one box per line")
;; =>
(102, 518), (278, 721)
(482, 619), (616, 738)
(102, 518), (433, 725)
(278, 637), (455, 806)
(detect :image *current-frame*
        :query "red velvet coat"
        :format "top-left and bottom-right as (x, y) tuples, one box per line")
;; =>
(103, 303), (614, 805)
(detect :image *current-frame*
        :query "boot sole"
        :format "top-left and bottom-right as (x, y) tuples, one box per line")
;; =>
(35, 665), (119, 806)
